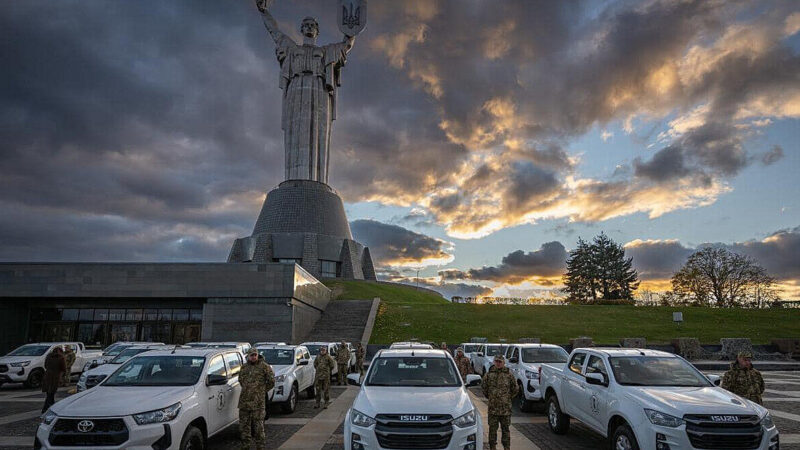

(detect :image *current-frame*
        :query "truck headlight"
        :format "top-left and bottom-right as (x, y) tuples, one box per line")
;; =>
(132, 403), (181, 425)
(79, 373), (87, 382)
(761, 411), (775, 429)
(524, 370), (537, 380)
(275, 374), (287, 383)
(9, 361), (30, 367)
(644, 409), (684, 428)
(350, 409), (376, 427)
(453, 409), (476, 428)
(42, 410), (58, 425)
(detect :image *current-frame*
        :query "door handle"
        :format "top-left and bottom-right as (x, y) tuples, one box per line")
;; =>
(227, 388), (234, 392)
(208, 396), (214, 400)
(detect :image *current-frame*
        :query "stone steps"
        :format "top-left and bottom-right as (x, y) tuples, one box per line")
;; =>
(305, 299), (374, 343)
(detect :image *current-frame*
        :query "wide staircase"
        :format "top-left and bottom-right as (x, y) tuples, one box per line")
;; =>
(306, 299), (376, 343)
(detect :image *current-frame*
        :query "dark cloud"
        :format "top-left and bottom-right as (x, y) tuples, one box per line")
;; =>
(633, 145), (690, 182)
(350, 219), (453, 267)
(502, 162), (561, 213)
(624, 240), (694, 280)
(727, 227), (800, 280)
(439, 241), (567, 284)
(761, 145), (784, 166)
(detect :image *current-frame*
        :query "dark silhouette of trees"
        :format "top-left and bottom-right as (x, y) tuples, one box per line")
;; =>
(564, 233), (639, 303)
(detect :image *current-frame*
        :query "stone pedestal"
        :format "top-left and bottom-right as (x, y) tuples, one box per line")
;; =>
(620, 338), (647, 348)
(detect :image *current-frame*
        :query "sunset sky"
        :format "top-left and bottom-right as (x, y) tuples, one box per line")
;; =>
(1, 0), (798, 299)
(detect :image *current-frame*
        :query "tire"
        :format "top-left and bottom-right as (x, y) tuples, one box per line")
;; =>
(281, 384), (298, 413)
(546, 395), (570, 435)
(24, 369), (44, 389)
(179, 425), (205, 450)
(518, 383), (534, 412)
(305, 382), (316, 399)
(610, 424), (639, 450)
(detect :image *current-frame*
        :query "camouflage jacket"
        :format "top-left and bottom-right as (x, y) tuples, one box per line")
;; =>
(721, 362), (765, 404)
(64, 350), (76, 367)
(238, 360), (275, 410)
(355, 346), (365, 364)
(454, 355), (472, 380)
(481, 366), (518, 416)
(336, 345), (351, 365)
(314, 354), (337, 381)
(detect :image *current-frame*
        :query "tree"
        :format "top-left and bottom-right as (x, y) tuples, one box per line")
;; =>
(563, 234), (640, 302)
(671, 247), (777, 307)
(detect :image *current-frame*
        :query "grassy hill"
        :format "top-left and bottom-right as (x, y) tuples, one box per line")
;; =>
(323, 280), (800, 345)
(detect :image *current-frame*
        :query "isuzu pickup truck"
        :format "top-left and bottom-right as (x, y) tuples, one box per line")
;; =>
(540, 348), (779, 450)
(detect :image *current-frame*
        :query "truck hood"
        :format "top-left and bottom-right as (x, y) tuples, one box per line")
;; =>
(51, 386), (196, 417)
(521, 362), (565, 372)
(273, 365), (292, 377)
(354, 387), (474, 418)
(0, 356), (41, 365)
(625, 386), (766, 416)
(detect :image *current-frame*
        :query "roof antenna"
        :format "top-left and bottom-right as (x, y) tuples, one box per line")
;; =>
(171, 345), (178, 354)
(411, 350), (415, 357)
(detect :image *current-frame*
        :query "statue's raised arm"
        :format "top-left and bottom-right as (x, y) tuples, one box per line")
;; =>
(255, 0), (289, 45)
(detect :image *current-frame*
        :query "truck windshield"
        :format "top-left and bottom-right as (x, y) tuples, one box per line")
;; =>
(366, 357), (461, 387)
(110, 348), (153, 365)
(8, 345), (50, 356)
(522, 348), (568, 363)
(103, 356), (205, 386)
(103, 344), (131, 356)
(304, 344), (325, 355)
(485, 346), (507, 356)
(463, 345), (479, 353)
(258, 349), (294, 365)
(609, 356), (711, 387)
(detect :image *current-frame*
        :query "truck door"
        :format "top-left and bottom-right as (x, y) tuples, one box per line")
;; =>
(205, 355), (229, 435)
(507, 347), (520, 379)
(293, 350), (304, 389)
(580, 355), (610, 433)
(563, 352), (587, 418)
(223, 352), (243, 426)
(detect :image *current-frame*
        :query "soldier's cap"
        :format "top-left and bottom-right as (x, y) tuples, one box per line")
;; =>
(494, 354), (505, 362)
(738, 351), (753, 359)
(455, 347), (464, 353)
(247, 348), (259, 357)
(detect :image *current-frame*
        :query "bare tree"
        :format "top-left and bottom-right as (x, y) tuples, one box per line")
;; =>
(671, 247), (776, 307)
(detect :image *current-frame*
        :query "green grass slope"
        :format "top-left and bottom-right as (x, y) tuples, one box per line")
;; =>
(324, 280), (800, 345)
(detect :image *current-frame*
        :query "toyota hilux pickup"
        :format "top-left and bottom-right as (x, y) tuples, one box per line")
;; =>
(256, 344), (315, 413)
(344, 348), (483, 450)
(0, 342), (101, 389)
(84, 342), (164, 372)
(77, 344), (165, 392)
(505, 343), (569, 411)
(540, 348), (779, 450)
(470, 343), (508, 376)
(36, 347), (244, 450)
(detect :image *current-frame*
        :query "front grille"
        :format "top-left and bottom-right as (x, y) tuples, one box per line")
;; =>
(684, 414), (763, 449)
(85, 375), (107, 388)
(0, 364), (8, 373)
(374, 414), (453, 449)
(49, 418), (128, 446)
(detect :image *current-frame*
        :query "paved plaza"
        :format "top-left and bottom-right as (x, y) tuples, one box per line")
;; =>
(2, 370), (799, 449)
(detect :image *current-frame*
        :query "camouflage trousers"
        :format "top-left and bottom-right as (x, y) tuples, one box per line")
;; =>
(239, 408), (265, 450)
(337, 362), (349, 385)
(488, 414), (511, 449)
(356, 359), (364, 376)
(61, 364), (73, 386)
(315, 377), (331, 405)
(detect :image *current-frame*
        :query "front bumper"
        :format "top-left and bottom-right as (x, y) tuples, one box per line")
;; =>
(635, 423), (779, 450)
(36, 415), (178, 450)
(272, 380), (292, 402)
(0, 368), (29, 382)
(344, 411), (483, 450)
(521, 379), (543, 401)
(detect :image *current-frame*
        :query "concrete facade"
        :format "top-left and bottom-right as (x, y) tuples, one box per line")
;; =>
(0, 262), (330, 353)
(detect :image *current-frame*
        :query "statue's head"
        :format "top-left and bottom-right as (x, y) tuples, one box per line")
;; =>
(300, 17), (319, 39)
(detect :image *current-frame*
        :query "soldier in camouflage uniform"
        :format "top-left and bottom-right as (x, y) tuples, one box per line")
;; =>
(336, 341), (351, 386)
(454, 347), (472, 381)
(722, 351), (765, 405)
(355, 343), (366, 378)
(238, 348), (275, 450)
(62, 346), (75, 386)
(314, 346), (337, 408)
(481, 354), (518, 450)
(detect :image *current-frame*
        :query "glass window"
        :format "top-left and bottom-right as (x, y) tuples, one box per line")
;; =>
(207, 355), (227, 378)
(586, 355), (608, 379)
(8, 344), (51, 356)
(94, 309), (109, 321)
(144, 309), (158, 321)
(77, 309), (92, 321)
(108, 309), (125, 321)
(77, 323), (105, 346)
(158, 309), (172, 321)
(609, 357), (711, 387)
(303, 349), (310, 360)
(173, 309), (189, 321)
(62, 309), (79, 321)
(569, 352), (587, 375)
(320, 260), (338, 278)
(463, 344), (479, 353)
(104, 356), (205, 386)
(141, 323), (170, 342)
(125, 309), (142, 321)
(109, 324), (137, 342)
(366, 357), (461, 387)
(277, 258), (301, 264)
(258, 348), (294, 365)
(521, 347), (569, 364)
(224, 353), (242, 376)
(190, 309), (203, 321)
(31, 308), (60, 321)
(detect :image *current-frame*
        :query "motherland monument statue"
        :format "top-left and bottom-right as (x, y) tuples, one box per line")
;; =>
(227, 0), (376, 281)
(255, 0), (366, 184)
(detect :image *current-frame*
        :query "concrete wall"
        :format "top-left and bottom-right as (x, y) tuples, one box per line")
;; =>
(202, 298), (294, 343)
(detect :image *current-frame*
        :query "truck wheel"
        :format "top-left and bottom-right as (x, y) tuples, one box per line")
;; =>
(518, 383), (534, 412)
(546, 395), (570, 434)
(281, 384), (298, 413)
(305, 382), (316, 399)
(179, 425), (204, 450)
(611, 424), (639, 450)
(24, 369), (44, 389)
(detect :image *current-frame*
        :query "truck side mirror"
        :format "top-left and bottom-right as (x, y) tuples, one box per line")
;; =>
(477, 352), (484, 357)
(207, 374), (227, 386)
(465, 374), (481, 387)
(346, 373), (361, 386)
(297, 359), (308, 366)
(706, 374), (721, 386)
(585, 372), (607, 387)
(508, 357), (518, 363)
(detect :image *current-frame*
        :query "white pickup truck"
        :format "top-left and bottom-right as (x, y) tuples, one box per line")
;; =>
(540, 348), (779, 450)
(505, 343), (569, 411)
(344, 348), (483, 450)
(77, 344), (165, 392)
(470, 343), (508, 376)
(256, 344), (315, 413)
(37, 347), (244, 450)
(0, 342), (102, 388)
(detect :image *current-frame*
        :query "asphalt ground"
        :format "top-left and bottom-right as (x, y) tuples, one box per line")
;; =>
(2, 370), (799, 449)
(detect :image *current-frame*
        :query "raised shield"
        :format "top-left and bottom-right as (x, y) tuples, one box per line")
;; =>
(337, 0), (367, 37)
